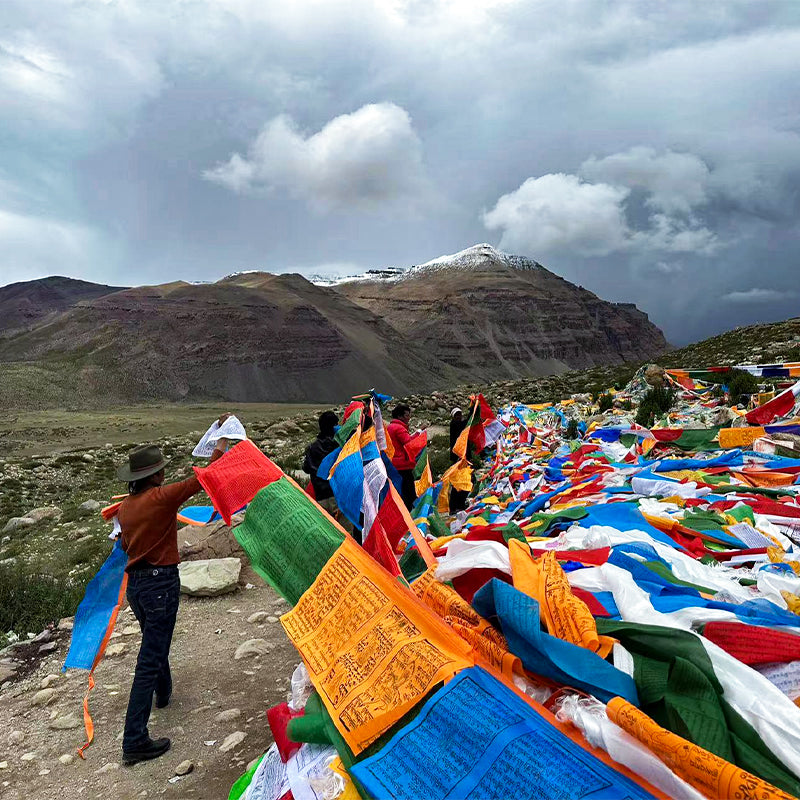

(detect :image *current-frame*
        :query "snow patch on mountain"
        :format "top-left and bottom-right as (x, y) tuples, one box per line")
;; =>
(310, 243), (544, 286)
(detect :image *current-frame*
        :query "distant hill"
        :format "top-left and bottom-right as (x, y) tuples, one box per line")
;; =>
(0, 276), (125, 337)
(657, 317), (800, 368)
(336, 244), (668, 379)
(0, 274), (455, 408)
(0, 245), (668, 408)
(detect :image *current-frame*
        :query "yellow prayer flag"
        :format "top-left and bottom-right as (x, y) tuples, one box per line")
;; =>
(280, 538), (472, 754)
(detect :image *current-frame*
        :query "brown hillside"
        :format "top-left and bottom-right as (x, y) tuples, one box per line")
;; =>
(336, 244), (667, 379)
(0, 274), (454, 408)
(0, 276), (125, 337)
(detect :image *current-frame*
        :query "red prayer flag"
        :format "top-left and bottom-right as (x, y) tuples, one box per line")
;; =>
(702, 621), (800, 665)
(267, 702), (304, 762)
(362, 520), (403, 577)
(193, 440), (283, 524)
(372, 486), (410, 553)
(746, 380), (800, 424)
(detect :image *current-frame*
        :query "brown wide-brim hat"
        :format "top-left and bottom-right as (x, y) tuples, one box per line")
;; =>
(116, 444), (167, 482)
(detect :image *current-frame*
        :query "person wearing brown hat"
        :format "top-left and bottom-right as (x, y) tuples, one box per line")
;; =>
(118, 414), (233, 765)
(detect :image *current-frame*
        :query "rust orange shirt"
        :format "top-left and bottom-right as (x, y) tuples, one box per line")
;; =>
(119, 451), (221, 572)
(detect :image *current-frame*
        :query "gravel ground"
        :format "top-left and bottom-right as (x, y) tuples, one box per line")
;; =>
(0, 569), (296, 800)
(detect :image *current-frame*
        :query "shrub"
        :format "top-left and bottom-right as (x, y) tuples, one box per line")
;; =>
(0, 561), (86, 635)
(598, 394), (614, 413)
(565, 419), (579, 440)
(726, 368), (760, 407)
(427, 434), (453, 479)
(635, 387), (675, 428)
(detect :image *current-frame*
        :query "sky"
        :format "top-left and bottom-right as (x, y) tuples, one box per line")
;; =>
(2, 0), (800, 344)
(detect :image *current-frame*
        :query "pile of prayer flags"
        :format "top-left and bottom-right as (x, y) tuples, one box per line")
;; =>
(222, 370), (800, 799)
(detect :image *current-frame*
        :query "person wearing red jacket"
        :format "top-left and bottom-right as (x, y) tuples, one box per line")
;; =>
(387, 403), (423, 509)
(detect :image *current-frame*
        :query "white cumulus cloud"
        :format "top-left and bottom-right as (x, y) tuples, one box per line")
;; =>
(484, 147), (723, 259)
(580, 146), (710, 215)
(482, 173), (631, 257)
(203, 102), (431, 213)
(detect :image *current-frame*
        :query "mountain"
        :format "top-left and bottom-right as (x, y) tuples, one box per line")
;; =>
(335, 244), (668, 380)
(657, 317), (800, 369)
(0, 273), (455, 408)
(0, 276), (125, 337)
(0, 245), (668, 408)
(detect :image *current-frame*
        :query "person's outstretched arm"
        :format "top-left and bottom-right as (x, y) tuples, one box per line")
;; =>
(156, 415), (232, 509)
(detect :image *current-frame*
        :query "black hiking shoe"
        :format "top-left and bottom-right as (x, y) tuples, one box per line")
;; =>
(122, 737), (171, 766)
(155, 693), (171, 709)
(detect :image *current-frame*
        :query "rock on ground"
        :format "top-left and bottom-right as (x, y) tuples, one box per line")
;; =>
(214, 708), (241, 724)
(178, 518), (246, 562)
(2, 517), (35, 534)
(179, 558), (241, 597)
(78, 499), (101, 515)
(47, 713), (81, 730)
(27, 507), (62, 523)
(31, 688), (57, 707)
(0, 665), (18, 683)
(219, 731), (246, 753)
(233, 639), (272, 660)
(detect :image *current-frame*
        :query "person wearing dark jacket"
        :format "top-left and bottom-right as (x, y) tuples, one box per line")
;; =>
(303, 411), (339, 502)
(449, 407), (469, 512)
(117, 414), (231, 765)
(303, 410), (355, 534)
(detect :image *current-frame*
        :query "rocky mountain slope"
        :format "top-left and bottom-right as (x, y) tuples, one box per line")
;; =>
(336, 244), (668, 380)
(0, 274), (455, 408)
(0, 276), (125, 338)
(0, 245), (667, 408)
(656, 317), (800, 368)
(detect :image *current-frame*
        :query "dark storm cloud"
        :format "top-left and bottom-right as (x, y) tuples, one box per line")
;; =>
(1, 0), (799, 343)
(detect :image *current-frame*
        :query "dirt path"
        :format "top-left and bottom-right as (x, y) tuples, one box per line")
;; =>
(0, 574), (296, 799)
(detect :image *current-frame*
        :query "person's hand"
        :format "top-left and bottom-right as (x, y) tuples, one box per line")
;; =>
(217, 412), (232, 426)
(420, 421), (430, 430)
(214, 437), (229, 453)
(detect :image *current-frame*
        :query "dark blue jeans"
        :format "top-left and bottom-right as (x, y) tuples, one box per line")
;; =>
(122, 565), (180, 751)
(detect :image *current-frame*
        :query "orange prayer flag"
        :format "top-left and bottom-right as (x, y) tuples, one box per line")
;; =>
(452, 425), (470, 460)
(411, 567), (520, 679)
(508, 540), (613, 655)
(607, 697), (797, 800)
(280, 538), (472, 753)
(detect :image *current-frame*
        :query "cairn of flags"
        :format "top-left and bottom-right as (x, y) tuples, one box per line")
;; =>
(64, 365), (800, 800)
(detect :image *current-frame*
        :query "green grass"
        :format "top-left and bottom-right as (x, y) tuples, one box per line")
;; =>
(0, 560), (88, 634)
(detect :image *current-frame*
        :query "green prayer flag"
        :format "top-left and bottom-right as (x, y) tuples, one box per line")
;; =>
(234, 478), (344, 605)
(413, 447), (429, 480)
(595, 619), (800, 796)
(669, 428), (722, 452)
(427, 510), (450, 540)
(500, 521), (527, 544)
(228, 754), (264, 800)
(727, 504), (756, 525)
(399, 546), (428, 583)
(335, 410), (361, 446)
(642, 560), (716, 595)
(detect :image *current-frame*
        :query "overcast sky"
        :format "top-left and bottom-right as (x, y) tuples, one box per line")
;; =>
(2, 0), (799, 344)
